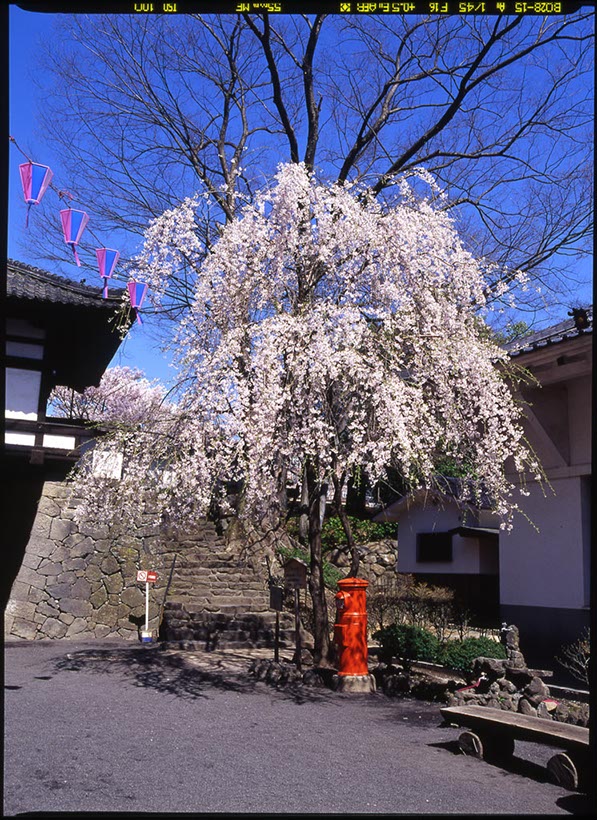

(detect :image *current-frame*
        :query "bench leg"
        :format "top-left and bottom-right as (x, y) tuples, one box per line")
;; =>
(547, 753), (578, 791)
(548, 751), (590, 792)
(459, 731), (483, 758)
(458, 730), (515, 763)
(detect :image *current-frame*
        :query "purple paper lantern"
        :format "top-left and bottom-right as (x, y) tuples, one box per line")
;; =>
(60, 208), (89, 267)
(96, 248), (120, 298)
(19, 162), (53, 227)
(127, 280), (148, 325)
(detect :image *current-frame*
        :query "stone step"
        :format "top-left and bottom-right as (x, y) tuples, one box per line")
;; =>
(172, 574), (265, 586)
(173, 570), (264, 580)
(160, 600), (296, 649)
(170, 570), (266, 582)
(167, 576), (262, 585)
(165, 595), (269, 612)
(160, 627), (295, 647)
(164, 604), (293, 622)
(159, 535), (277, 651)
(170, 591), (268, 601)
(172, 558), (237, 567)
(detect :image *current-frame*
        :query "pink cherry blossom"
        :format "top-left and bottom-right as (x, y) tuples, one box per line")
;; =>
(68, 164), (541, 662)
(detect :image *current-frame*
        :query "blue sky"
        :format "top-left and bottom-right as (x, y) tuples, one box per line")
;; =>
(8, 4), (175, 386)
(8, 4), (594, 388)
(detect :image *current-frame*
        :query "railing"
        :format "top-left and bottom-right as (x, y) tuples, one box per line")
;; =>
(4, 416), (97, 461)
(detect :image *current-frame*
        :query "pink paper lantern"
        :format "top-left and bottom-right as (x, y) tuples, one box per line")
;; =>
(60, 208), (89, 267)
(96, 248), (120, 298)
(19, 162), (53, 227)
(127, 280), (148, 325)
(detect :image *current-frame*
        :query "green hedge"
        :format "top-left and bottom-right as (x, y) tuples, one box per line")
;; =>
(373, 624), (440, 664)
(439, 637), (506, 673)
(373, 625), (507, 674)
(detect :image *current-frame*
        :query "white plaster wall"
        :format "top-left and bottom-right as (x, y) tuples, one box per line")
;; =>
(6, 340), (44, 359)
(499, 476), (587, 609)
(5, 368), (41, 419)
(396, 502), (486, 575)
(42, 434), (76, 449)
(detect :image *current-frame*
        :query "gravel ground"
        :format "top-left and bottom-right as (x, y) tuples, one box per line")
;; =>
(4, 639), (595, 816)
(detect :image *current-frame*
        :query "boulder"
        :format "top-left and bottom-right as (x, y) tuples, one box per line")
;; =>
(523, 676), (551, 707)
(504, 665), (534, 688)
(518, 697), (537, 716)
(472, 656), (506, 681)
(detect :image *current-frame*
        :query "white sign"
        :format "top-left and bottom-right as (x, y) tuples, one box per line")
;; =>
(137, 570), (148, 583)
(92, 449), (123, 479)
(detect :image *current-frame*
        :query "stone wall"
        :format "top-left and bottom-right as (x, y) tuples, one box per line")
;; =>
(5, 480), (399, 642)
(329, 539), (397, 581)
(6, 481), (203, 641)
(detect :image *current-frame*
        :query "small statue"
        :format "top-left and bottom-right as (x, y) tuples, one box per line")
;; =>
(500, 623), (526, 668)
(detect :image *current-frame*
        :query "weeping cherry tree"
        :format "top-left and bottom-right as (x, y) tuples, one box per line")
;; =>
(71, 164), (541, 664)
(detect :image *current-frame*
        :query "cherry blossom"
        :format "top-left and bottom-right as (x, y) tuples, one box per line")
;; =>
(48, 366), (170, 425)
(69, 164), (541, 663)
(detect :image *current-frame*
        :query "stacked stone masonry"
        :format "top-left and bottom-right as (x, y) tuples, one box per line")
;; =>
(6, 481), (397, 646)
(444, 625), (590, 728)
(5, 481), (272, 643)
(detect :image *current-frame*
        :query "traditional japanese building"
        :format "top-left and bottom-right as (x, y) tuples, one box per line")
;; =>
(3, 259), (128, 608)
(374, 309), (593, 675)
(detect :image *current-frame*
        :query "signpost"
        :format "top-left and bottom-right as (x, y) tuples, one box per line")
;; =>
(269, 584), (284, 662)
(137, 570), (158, 643)
(283, 558), (308, 672)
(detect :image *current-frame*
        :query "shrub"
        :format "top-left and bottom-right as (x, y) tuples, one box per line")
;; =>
(368, 575), (411, 632)
(557, 628), (590, 686)
(373, 623), (440, 665)
(439, 636), (506, 674)
(368, 574), (456, 634)
(320, 516), (396, 550)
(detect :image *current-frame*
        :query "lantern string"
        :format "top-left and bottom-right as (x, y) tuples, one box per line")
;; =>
(10, 135), (192, 311)
(9, 135), (33, 162)
(11, 136), (83, 208)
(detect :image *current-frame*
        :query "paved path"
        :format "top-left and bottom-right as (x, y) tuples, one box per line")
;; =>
(3, 640), (594, 815)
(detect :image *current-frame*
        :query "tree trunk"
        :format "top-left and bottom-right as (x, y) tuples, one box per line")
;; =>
(298, 464), (309, 546)
(306, 462), (332, 665)
(332, 473), (360, 577)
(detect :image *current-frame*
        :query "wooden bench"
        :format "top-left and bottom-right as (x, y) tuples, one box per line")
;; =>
(440, 705), (590, 791)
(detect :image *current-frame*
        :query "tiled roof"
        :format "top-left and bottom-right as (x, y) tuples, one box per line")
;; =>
(7, 259), (124, 308)
(373, 476), (495, 521)
(504, 307), (592, 357)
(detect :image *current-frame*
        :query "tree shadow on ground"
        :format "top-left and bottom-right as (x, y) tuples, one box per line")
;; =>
(51, 647), (344, 705)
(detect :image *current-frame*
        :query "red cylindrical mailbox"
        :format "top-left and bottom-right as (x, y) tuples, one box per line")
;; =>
(334, 577), (369, 677)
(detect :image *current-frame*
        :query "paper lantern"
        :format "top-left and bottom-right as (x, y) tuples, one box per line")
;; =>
(60, 208), (89, 267)
(95, 248), (120, 298)
(19, 162), (53, 227)
(127, 280), (148, 325)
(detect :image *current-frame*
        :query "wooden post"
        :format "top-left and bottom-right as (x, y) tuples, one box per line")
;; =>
(144, 582), (149, 632)
(294, 588), (302, 672)
(274, 610), (280, 664)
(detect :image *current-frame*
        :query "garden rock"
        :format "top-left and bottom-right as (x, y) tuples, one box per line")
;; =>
(523, 676), (551, 707)
(472, 656), (507, 681)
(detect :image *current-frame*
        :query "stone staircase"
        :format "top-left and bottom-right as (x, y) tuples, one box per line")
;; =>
(158, 524), (296, 650)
